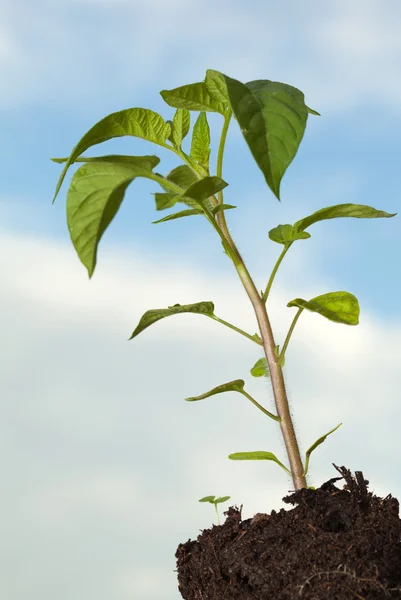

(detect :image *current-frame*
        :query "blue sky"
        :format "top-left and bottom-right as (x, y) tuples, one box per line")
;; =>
(1, 1), (401, 599)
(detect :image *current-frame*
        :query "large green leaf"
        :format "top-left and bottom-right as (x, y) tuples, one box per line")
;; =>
(160, 81), (226, 114)
(53, 108), (171, 202)
(228, 451), (290, 475)
(185, 380), (245, 402)
(218, 73), (310, 199)
(171, 108), (191, 149)
(166, 165), (198, 189)
(129, 301), (215, 339)
(303, 423), (342, 477)
(66, 156), (160, 277)
(190, 112), (211, 171)
(287, 291), (360, 325)
(52, 154), (160, 165)
(294, 203), (396, 233)
(268, 224), (311, 245)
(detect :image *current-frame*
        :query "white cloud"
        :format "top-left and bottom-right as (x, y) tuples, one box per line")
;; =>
(1, 228), (400, 599)
(2, 0), (401, 112)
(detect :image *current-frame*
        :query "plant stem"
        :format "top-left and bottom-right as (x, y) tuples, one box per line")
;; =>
(262, 244), (292, 302)
(215, 503), (220, 525)
(208, 314), (262, 345)
(280, 308), (303, 361)
(216, 110), (232, 204)
(215, 210), (307, 489)
(240, 390), (281, 421)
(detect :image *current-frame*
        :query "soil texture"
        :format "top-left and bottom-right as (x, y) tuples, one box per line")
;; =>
(176, 465), (401, 599)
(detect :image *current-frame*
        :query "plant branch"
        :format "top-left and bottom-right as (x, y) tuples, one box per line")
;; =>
(239, 389), (281, 421)
(262, 243), (292, 302)
(280, 307), (304, 361)
(208, 314), (263, 345)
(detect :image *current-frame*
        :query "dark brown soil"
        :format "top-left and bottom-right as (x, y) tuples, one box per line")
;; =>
(176, 466), (401, 599)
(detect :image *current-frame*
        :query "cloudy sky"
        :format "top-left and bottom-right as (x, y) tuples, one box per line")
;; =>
(1, 1), (401, 598)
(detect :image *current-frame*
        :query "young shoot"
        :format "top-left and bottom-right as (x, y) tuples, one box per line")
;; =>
(199, 495), (231, 525)
(51, 68), (396, 493)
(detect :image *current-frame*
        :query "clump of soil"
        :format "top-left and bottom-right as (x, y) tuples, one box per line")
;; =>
(176, 466), (401, 599)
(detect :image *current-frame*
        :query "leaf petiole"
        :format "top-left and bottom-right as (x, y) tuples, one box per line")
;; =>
(208, 314), (263, 345)
(262, 243), (292, 302)
(280, 307), (304, 361)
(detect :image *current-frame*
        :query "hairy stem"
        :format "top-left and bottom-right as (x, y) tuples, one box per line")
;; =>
(215, 211), (306, 489)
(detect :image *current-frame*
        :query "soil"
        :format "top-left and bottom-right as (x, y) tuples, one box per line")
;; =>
(176, 465), (401, 599)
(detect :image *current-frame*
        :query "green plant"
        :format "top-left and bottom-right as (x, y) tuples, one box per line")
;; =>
(52, 69), (396, 491)
(199, 495), (231, 525)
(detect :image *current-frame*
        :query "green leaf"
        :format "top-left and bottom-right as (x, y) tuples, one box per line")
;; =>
(167, 165), (198, 189)
(219, 73), (309, 199)
(53, 108), (171, 202)
(153, 192), (180, 211)
(306, 106), (320, 116)
(199, 496), (216, 503)
(212, 204), (237, 216)
(268, 224), (311, 245)
(179, 176), (228, 211)
(160, 82), (226, 114)
(171, 108), (191, 149)
(152, 208), (202, 224)
(66, 156), (160, 277)
(294, 203), (397, 233)
(250, 357), (269, 378)
(190, 112), (211, 171)
(215, 496), (230, 504)
(303, 423), (342, 477)
(52, 154), (160, 165)
(205, 70), (230, 104)
(287, 291), (360, 325)
(185, 379), (245, 402)
(129, 301), (215, 339)
(228, 451), (291, 475)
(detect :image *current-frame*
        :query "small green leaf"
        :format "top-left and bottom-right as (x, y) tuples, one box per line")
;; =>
(53, 108), (171, 202)
(66, 156), (160, 277)
(287, 291), (360, 326)
(129, 301), (215, 340)
(185, 379), (245, 402)
(250, 357), (269, 378)
(165, 165), (198, 191)
(199, 496), (216, 503)
(217, 73), (309, 199)
(153, 192), (180, 211)
(215, 496), (230, 504)
(294, 203), (396, 233)
(303, 423), (342, 477)
(212, 204), (237, 216)
(268, 224), (311, 245)
(205, 69), (230, 104)
(228, 451), (291, 475)
(190, 112), (211, 171)
(306, 106), (320, 116)
(152, 208), (202, 224)
(179, 176), (228, 211)
(52, 154), (162, 165)
(160, 82), (226, 114)
(171, 108), (191, 149)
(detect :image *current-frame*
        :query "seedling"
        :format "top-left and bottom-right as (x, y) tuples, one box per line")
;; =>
(199, 495), (231, 525)
(52, 69), (395, 492)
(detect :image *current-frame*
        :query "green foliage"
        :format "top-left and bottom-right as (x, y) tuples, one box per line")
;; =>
(190, 112), (211, 171)
(129, 302), (215, 340)
(287, 291), (360, 326)
(66, 156), (160, 277)
(303, 424), (342, 477)
(185, 379), (245, 401)
(199, 495), (231, 525)
(160, 81), (226, 114)
(228, 451), (291, 475)
(170, 108), (191, 149)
